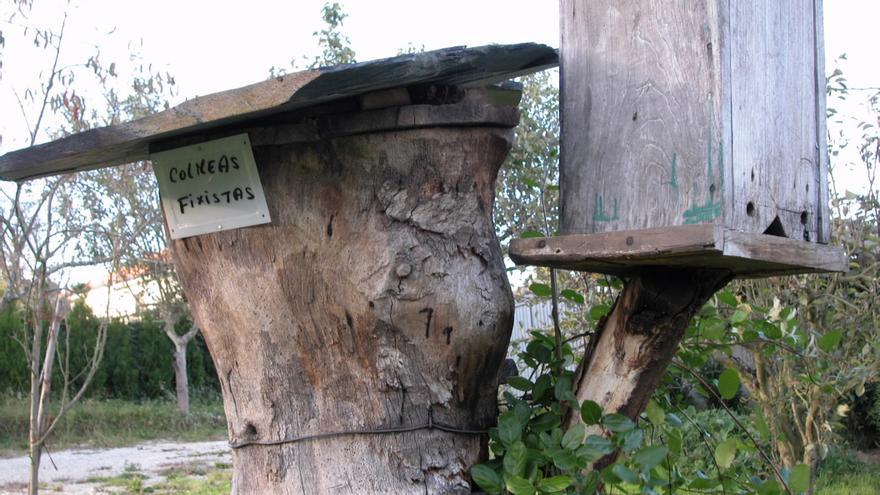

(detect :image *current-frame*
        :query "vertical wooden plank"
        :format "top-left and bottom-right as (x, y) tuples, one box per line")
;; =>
(728, 0), (819, 242)
(718, 0), (735, 234)
(560, 0), (725, 235)
(813, 0), (831, 243)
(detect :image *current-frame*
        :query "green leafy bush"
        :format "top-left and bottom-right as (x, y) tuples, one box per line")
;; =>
(0, 301), (219, 400)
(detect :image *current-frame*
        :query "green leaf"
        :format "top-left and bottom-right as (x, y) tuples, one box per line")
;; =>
(701, 318), (727, 341)
(689, 477), (721, 489)
(575, 444), (604, 464)
(561, 423), (586, 450)
(560, 289), (585, 304)
(602, 413), (635, 432)
(537, 475), (572, 493)
(611, 463), (639, 484)
(554, 375), (576, 403)
(582, 472), (601, 494)
(789, 464), (811, 494)
(717, 290), (738, 307)
(532, 374), (553, 401)
(581, 400), (603, 425)
(665, 413), (684, 428)
(589, 304), (610, 320)
(526, 341), (553, 364)
(758, 321), (783, 340)
(520, 230), (546, 239)
(620, 428), (645, 454)
(551, 449), (580, 471)
(634, 445), (668, 471)
(730, 309), (748, 324)
(530, 412), (560, 434)
(758, 479), (782, 495)
(506, 376), (533, 392)
(667, 429), (682, 455)
(600, 465), (621, 485)
(505, 474), (536, 495)
(620, 428), (643, 453)
(714, 439), (737, 470)
(514, 403), (531, 425)
(504, 441), (528, 477)
(585, 435), (615, 455)
(498, 415), (522, 447)
(471, 464), (504, 494)
(645, 400), (665, 426)
(529, 283), (552, 297)
(818, 330), (843, 353)
(718, 368), (740, 400)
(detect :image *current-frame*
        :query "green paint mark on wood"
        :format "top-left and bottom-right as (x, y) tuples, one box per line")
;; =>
(593, 193), (620, 222)
(664, 153), (680, 190)
(683, 97), (722, 224)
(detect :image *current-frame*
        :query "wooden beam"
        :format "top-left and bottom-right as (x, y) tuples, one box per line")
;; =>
(0, 43), (557, 182)
(508, 225), (848, 277)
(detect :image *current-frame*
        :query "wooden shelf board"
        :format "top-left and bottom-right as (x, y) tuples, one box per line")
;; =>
(508, 225), (848, 278)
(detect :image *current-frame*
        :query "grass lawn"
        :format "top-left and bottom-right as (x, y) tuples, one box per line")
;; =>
(0, 396), (226, 455)
(816, 449), (880, 495)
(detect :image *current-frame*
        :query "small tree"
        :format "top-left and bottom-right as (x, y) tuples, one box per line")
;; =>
(0, 4), (172, 492)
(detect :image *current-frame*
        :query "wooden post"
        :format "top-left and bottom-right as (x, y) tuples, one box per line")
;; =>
(568, 269), (732, 463)
(168, 100), (516, 492)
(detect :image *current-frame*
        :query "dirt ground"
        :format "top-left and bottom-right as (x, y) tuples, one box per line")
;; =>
(0, 440), (230, 494)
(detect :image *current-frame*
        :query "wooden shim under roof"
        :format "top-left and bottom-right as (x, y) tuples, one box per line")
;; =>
(508, 225), (849, 278)
(0, 43), (558, 182)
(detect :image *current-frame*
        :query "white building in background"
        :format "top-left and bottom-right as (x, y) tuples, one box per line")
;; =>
(80, 253), (170, 319)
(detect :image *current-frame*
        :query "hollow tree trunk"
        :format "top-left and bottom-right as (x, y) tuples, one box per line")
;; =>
(169, 115), (515, 492)
(570, 269), (732, 465)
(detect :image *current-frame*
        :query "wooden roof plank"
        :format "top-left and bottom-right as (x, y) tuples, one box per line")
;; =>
(0, 43), (557, 181)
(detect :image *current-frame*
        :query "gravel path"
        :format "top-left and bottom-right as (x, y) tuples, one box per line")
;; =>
(0, 440), (230, 494)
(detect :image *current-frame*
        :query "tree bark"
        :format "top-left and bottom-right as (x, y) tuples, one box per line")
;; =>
(28, 443), (41, 495)
(169, 123), (515, 492)
(570, 269), (732, 465)
(161, 313), (199, 414)
(173, 341), (190, 415)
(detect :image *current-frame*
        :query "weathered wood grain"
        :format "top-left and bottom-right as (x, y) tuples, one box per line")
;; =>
(814, 0), (832, 243)
(509, 226), (848, 277)
(0, 43), (557, 181)
(560, 0), (725, 235)
(167, 98), (518, 492)
(558, 0), (834, 266)
(728, 0), (824, 243)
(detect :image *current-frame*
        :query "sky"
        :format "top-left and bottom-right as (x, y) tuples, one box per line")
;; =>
(1, 0), (877, 152)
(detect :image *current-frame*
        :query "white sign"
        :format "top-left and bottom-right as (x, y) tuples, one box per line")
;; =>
(150, 133), (271, 239)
